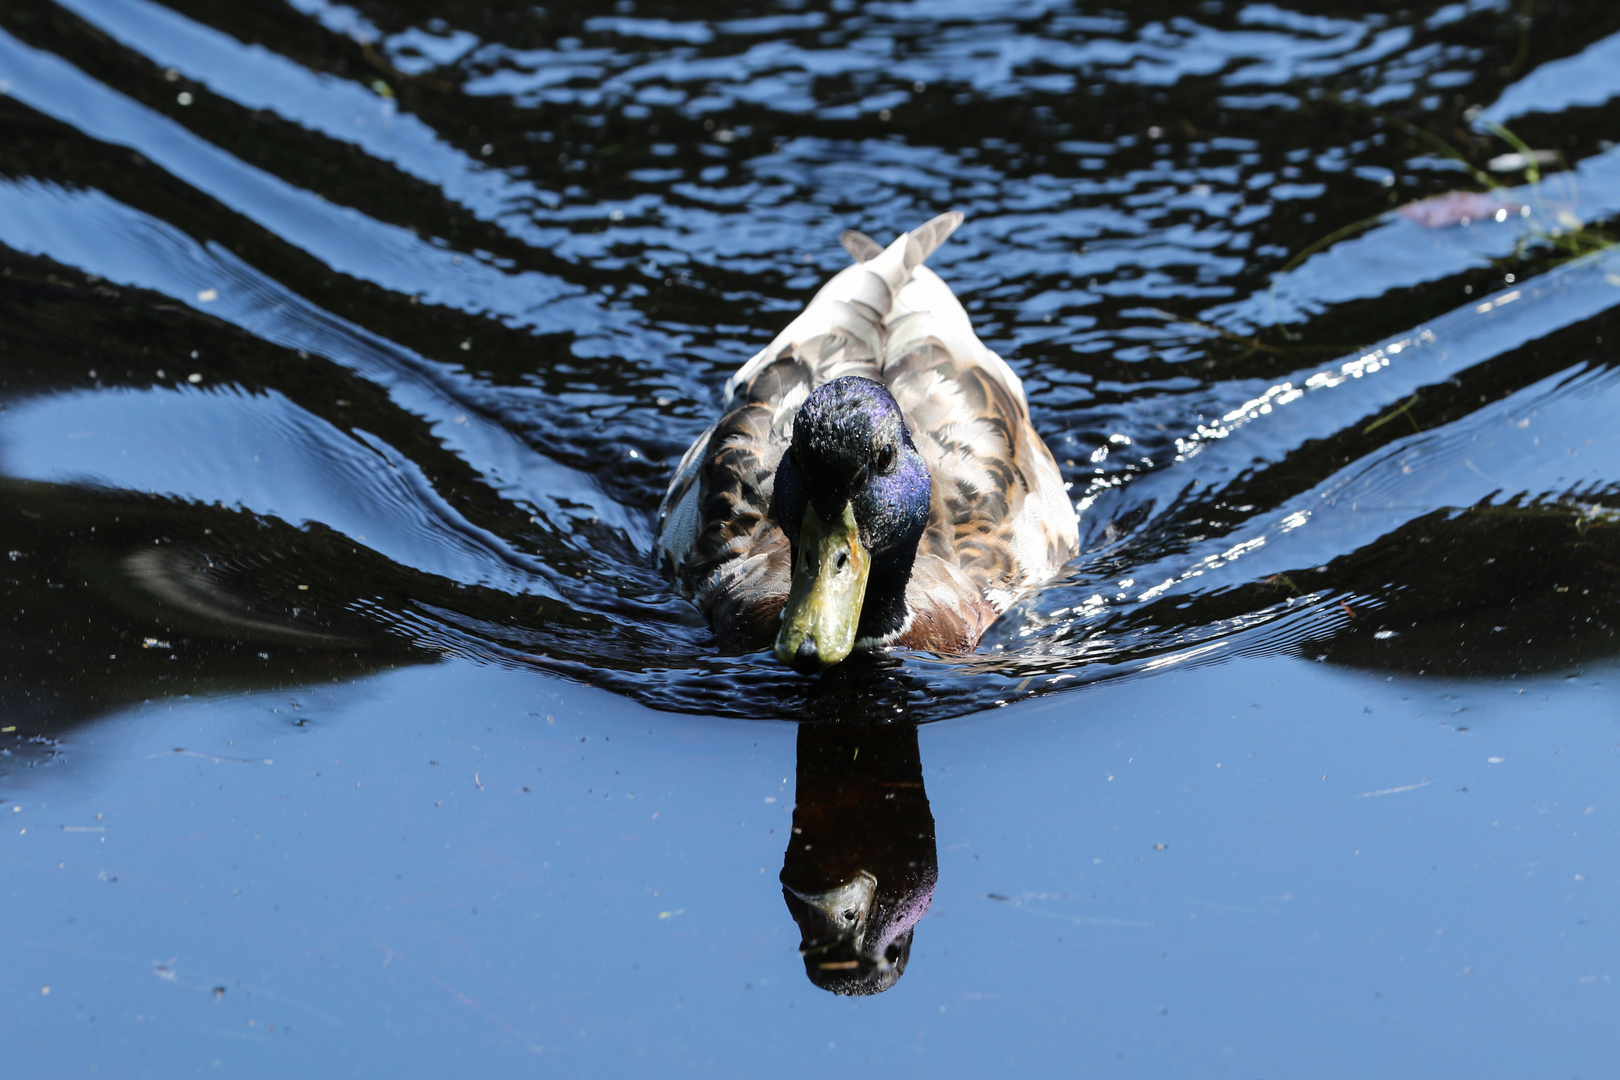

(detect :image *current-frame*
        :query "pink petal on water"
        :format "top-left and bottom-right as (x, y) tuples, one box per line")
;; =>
(1397, 191), (1522, 229)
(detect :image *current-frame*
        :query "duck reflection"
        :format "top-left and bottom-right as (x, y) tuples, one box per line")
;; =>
(780, 721), (936, 995)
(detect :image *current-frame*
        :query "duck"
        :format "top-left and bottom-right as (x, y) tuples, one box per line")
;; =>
(657, 212), (1079, 674)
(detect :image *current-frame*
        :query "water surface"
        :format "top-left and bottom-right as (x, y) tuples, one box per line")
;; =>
(2, 0), (1620, 1073)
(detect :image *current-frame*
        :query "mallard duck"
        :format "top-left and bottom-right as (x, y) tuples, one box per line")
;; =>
(657, 212), (1079, 673)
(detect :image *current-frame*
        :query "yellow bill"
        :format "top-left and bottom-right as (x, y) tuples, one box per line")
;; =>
(775, 501), (871, 673)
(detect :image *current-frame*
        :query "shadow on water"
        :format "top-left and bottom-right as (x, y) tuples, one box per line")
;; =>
(0, 476), (430, 764)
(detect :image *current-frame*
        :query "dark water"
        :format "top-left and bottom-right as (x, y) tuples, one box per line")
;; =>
(3, 0), (1620, 1073)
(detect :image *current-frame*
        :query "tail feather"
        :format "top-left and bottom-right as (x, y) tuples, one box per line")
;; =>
(722, 212), (966, 403)
(840, 229), (883, 262)
(902, 211), (964, 272)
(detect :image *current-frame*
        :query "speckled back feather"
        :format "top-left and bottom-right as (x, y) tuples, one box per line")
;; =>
(657, 212), (1079, 653)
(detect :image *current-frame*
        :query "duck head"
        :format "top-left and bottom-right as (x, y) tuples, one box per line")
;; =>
(770, 376), (931, 673)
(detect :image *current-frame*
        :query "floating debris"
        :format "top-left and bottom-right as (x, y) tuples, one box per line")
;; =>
(1359, 780), (1430, 798)
(1488, 149), (1560, 172)
(1398, 191), (1524, 229)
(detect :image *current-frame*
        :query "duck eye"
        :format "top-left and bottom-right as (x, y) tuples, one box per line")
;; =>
(876, 444), (895, 472)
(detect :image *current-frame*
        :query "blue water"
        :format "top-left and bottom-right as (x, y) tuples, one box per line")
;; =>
(2, 0), (1620, 1073)
(7, 660), (1616, 1075)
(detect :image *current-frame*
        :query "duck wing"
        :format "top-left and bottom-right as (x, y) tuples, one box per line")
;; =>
(879, 252), (1080, 613)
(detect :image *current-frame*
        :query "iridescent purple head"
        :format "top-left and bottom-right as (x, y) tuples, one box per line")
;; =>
(770, 377), (932, 673)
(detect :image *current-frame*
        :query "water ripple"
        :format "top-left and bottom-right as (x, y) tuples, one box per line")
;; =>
(1, 0), (1618, 722)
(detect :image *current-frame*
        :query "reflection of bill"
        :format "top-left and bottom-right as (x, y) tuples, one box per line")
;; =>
(779, 722), (937, 995)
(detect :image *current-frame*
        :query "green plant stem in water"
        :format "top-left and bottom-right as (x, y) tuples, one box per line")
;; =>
(1363, 393), (1422, 436)
(1476, 117), (1543, 185)
(1319, 91), (1499, 192)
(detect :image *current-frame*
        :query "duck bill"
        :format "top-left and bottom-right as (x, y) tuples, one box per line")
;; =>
(775, 502), (871, 673)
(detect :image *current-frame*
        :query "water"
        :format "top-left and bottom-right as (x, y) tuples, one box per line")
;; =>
(2, 0), (1619, 1073)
